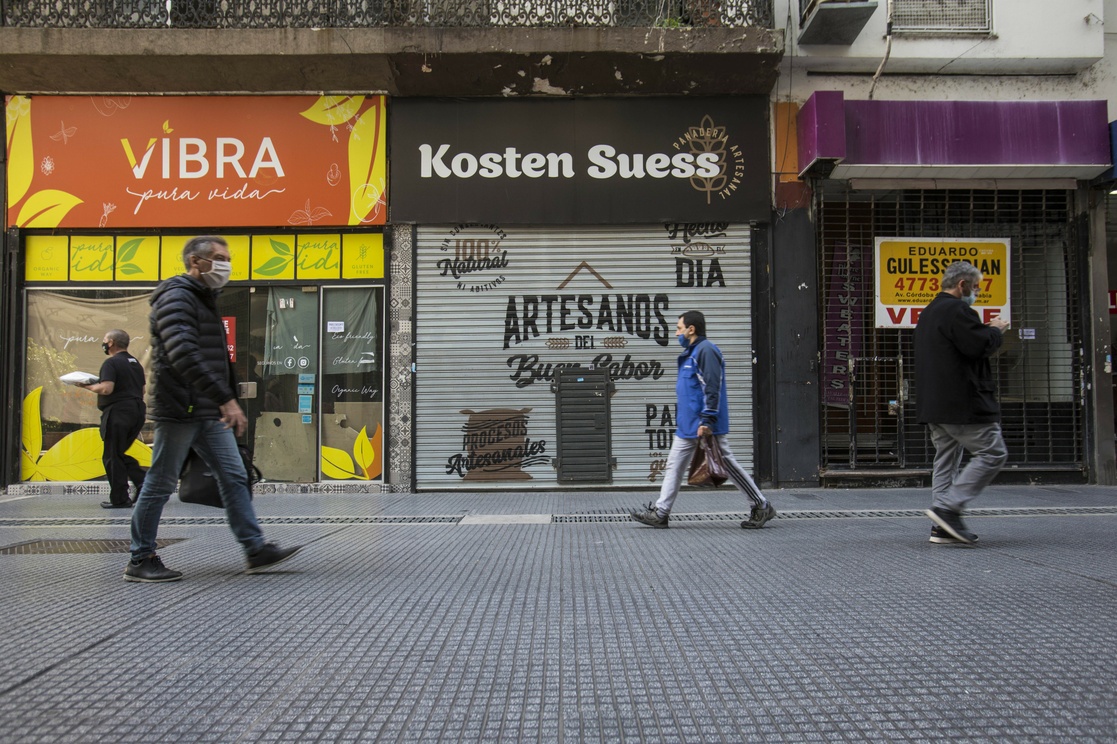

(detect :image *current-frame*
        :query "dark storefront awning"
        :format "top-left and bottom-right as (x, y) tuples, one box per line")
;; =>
(798, 91), (1112, 180)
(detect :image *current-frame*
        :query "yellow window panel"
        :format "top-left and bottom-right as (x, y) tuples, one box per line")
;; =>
(297, 234), (341, 279)
(225, 235), (251, 281)
(69, 236), (114, 281)
(161, 236), (189, 279)
(252, 234), (295, 280)
(25, 236), (69, 282)
(341, 233), (384, 279)
(114, 236), (160, 282)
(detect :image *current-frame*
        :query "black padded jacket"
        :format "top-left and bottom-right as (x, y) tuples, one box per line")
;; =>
(147, 274), (236, 422)
(914, 291), (1004, 425)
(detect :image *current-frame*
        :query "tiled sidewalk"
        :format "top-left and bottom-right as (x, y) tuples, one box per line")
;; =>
(0, 485), (1114, 742)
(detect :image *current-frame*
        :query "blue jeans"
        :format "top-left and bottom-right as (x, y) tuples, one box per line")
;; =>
(130, 419), (265, 560)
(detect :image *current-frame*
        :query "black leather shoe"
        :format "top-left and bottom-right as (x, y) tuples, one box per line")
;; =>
(930, 524), (978, 544)
(925, 507), (977, 544)
(101, 501), (132, 509)
(124, 554), (183, 583)
(246, 543), (302, 574)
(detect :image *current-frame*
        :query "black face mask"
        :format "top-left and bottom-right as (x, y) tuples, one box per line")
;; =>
(101, 342), (110, 355)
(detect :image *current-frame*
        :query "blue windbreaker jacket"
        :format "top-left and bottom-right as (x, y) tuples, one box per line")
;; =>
(675, 337), (730, 438)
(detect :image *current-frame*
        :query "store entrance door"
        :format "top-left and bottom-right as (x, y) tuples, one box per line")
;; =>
(318, 286), (386, 482)
(221, 284), (386, 484)
(223, 286), (320, 483)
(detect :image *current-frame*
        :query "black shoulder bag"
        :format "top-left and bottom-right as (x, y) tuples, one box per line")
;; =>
(179, 446), (261, 508)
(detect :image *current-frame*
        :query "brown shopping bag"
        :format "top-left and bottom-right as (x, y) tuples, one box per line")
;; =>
(687, 434), (728, 487)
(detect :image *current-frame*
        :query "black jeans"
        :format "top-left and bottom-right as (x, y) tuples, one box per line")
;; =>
(100, 399), (147, 506)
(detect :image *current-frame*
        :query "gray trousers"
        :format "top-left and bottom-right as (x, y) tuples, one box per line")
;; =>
(929, 422), (1009, 513)
(655, 435), (766, 515)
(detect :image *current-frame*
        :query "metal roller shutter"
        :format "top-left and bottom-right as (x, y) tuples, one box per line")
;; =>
(415, 224), (753, 489)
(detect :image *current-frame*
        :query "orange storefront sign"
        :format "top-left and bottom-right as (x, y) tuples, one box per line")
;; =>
(5, 95), (386, 229)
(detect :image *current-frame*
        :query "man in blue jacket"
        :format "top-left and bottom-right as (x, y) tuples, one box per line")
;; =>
(630, 310), (774, 529)
(125, 236), (301, 582)
(915, 260), (1010, 545)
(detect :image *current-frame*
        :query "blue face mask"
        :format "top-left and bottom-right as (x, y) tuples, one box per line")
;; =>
(962, 291), (976, 306)
(678, 334), (691, 349)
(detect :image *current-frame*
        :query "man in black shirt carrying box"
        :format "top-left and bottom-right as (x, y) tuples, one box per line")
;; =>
(77, 329), (147, 509)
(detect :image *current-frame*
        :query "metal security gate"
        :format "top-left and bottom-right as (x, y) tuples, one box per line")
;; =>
(414, 224), (753, 489)
(819, 188), (1085, 474)
(847, 356), (905, 468)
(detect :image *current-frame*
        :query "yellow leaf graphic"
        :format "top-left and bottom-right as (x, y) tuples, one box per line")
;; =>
(16, 189), (84, 228)
(321, 445), (366, 480)
(125, 439), (152, 468)
(36, 428), (107, 481)
(348, 98), (386, 225)
(300, 95), (365, 126)
(353, 426), (375, 475)
(21, 450), (44, 481)
(21, 386), (43, 463)
(6, 95), (34, 205)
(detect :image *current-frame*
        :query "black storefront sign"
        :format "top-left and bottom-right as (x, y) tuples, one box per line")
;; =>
(390, 98), (769, 224)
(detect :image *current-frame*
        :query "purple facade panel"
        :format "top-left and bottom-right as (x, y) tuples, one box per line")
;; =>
(1055, 101), (1112, 163)
(993, 103), (1060, 164)
(799, 92), (1110, 171)
(797, 91), (846, 174)
(845, 101), (913, 164)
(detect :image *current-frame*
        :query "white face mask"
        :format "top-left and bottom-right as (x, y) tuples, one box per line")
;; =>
(961, 280), (979, 306)
(201, 259), (232, 289)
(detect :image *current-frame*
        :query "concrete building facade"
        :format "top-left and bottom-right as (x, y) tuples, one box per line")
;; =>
(0, 1), (785, 494)
(3, 0), (1116, 493)
(768, 0), (1116, 487)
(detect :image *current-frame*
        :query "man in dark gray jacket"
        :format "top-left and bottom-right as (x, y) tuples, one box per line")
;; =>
(914, 260), (1010, 545)
(125, 236), (301, 582)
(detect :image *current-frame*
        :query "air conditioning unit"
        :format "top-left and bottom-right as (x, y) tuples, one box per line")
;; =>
(798, 0), (879, 45)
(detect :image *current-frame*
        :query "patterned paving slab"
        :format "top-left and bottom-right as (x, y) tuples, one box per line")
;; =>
(0, 501), (1114, 742)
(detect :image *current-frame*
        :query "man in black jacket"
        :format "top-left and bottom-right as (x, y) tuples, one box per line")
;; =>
(914, 260), (1010, 545)
(125, 236), (301, 582)
(76, 329), (147, 509)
